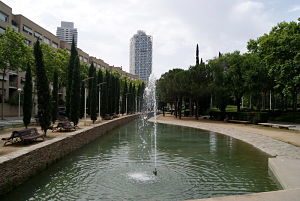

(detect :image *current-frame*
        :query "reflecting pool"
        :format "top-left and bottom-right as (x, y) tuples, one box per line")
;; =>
(1, 119), (279, 201)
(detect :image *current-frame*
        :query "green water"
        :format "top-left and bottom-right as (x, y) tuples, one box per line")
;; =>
(1, 119), (279, 200)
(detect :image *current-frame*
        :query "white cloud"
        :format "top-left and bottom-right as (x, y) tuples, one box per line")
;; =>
(288, 5), (300, 12)
(2, 0), (293, 77)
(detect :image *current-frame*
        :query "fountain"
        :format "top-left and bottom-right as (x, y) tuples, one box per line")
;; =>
(0, 76), (279, 200)
(142, 74), (158, 176)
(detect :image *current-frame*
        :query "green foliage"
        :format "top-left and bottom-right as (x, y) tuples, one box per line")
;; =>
(51, 70), (58, 124)
(121, 80), (128, 114)
(34, 40), (51, 134)
(248, 19), (300, 111)
(80, 81), (85, 118)
(66, 38), (78, 117)
(87, 63), (95, 113)
(69, 56), (81, 125)
(90, 64), (97, 122)
(209, 56), (230, 112)
(97, 70), (105, 116)
(0, 27), (30, 119)
(23, 64), (32, 128)
(40, 44), (68, 84)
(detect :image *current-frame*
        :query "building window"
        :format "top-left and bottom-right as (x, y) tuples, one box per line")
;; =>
(34, 32), (42, 40)
(25, 39), (31, 46)
(0, 27), (5, 34)
(23, 25), (33, 35)
(0, 11), (8, 22)
(43, 37), (50, 45)
(52, 42), (58, 48)
(84, 58), (88, 63)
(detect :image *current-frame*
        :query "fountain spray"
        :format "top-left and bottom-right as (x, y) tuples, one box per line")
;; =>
(144, 74), (158, 176)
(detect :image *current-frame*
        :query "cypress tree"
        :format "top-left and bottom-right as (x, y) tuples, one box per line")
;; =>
(97, 70), (103, 116)
(90, 67), (97, 123)
(87, 63), (94, 113)
(121, 80), (127, 114)
(80, 81), (85, 118)
(70, 56), (81, 125)
(128, 82), (133, 113)
(105, 70), (110, 115)
(196, 44), (199, 66)
(115, 77), (120, 114)
(102, 72), (107, 116)
(66, 38), (78, 117)
(34, 40), (51, 134)
(51, 70), (58, 124)
(23, 64), (32, 128)
(110, 75), (115, 114)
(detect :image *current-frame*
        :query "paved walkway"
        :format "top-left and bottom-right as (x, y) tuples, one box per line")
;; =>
(0, 117), (121, 156)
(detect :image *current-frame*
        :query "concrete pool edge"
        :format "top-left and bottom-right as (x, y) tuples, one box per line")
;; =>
(149, 116), (300, 200)
(0, 114), (139, 195)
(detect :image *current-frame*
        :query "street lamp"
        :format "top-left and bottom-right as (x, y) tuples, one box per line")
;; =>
(17, 88), (22, 119)
(82, 77), (94, 125)
(97, 82), (106, 120)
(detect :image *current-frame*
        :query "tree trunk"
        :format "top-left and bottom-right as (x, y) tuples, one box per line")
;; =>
(175, 99), (178, 118)
(236, 97), (241, 112)
(1, 70), (6, 120)
(189, 98), (192, 117)
(292, 90), (297, 112)
(178, 97), (182, 119)
(249, 95), (252, 110)
(195, 101), (199, 120)
(163, 104), (165, 116)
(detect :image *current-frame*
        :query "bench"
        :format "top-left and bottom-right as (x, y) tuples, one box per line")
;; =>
(258, 123), (296, 129)
(52, 121), (76, 132)
(1, 128), (44, 146)
(228, 120), (251, 124)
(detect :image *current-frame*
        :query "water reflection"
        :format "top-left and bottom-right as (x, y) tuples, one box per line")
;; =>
(1, 120), (279, 201)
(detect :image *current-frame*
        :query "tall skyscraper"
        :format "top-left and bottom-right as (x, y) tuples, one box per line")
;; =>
(56, 21), (78, 46)
(130, 30), (152, 82)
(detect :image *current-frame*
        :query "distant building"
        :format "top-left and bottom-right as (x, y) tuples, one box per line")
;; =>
(56, 21), (78, 46)
(0, 1), (139, 117)
(130, 30), (152, 82)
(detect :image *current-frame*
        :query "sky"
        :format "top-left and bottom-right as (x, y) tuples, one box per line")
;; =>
(3, 0), (299, 78)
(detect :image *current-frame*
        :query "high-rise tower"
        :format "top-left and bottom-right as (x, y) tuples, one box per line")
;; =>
(56, 21), (78, 46)
(130, 30), (152, 82)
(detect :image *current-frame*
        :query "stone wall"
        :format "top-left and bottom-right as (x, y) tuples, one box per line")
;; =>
(0, 114), (138, 195)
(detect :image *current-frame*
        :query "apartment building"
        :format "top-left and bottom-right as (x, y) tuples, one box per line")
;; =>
(130, 30), (152, 82)
(0, 1), (139, 116)
(56, 21), (78, 46)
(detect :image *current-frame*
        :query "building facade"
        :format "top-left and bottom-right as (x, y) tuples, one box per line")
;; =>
(56, 21), (78, 46)
(130, 30), (152, 82)
(0, 1), (138, 116)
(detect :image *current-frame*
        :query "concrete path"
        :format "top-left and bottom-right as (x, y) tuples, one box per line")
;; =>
(188, 188), (300, 201)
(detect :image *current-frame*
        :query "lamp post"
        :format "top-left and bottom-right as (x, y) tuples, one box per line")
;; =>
(82, 77), (94, 125)
(17, 88), (22, 119)
(97, 82), (106, 120)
